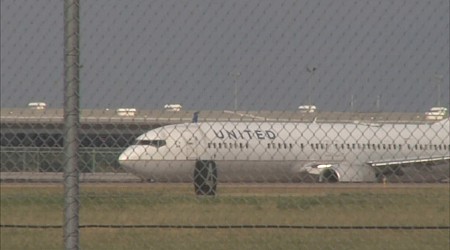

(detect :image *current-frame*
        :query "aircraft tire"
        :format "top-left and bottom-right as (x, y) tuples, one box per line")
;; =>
(194, 160), (217, 196)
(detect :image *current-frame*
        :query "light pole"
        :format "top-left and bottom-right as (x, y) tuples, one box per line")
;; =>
(230, 72), (241, 111)
(434, 74), (443, 107)
(350, 94), (355, 112)
(376, 95), (381, 112)
(306, 66), (317, 105)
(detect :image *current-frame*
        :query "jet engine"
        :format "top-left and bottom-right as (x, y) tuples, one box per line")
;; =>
(318, 163), (376, 183)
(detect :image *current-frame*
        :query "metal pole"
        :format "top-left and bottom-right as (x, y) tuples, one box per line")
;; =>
(434, 74), (443, 107)
(230, 72), (240, 111)
(350, 94), (354, 112)
(63, 0), (80, 249)
(437, 82), (440, 107)
(307, 67), (316, 105)
(92, 148), (96, 173)
(376, 95), (381, 112)
(234, 79), (237, 111)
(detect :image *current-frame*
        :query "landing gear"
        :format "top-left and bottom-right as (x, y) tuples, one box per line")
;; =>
(194, 160), (217, 196)
(319, 168), (339, 183)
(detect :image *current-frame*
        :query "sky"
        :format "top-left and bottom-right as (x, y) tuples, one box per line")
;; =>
(1, 0), (449, 112)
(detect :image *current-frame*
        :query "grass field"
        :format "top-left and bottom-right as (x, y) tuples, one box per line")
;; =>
(1, 183), (449, 250)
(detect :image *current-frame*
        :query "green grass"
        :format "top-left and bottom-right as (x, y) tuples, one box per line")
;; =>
(1, 183), (449, 250)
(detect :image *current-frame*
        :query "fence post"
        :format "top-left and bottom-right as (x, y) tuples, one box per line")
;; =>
(63, 0), (81, 249)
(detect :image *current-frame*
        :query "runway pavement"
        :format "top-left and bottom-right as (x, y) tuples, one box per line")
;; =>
(0, 172), (141, 183)
(1, 171), (448, 184)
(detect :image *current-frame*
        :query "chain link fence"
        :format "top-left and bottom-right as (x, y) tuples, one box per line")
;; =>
(1, 0), (449, 249)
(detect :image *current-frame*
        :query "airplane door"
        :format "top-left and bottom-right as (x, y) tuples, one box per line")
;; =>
(181, 128), (209, 160)
(182, 135), (198, 160)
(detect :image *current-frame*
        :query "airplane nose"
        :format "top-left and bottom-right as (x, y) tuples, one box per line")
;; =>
(118, 152), (128, 162)
(118, 147), (139, 163)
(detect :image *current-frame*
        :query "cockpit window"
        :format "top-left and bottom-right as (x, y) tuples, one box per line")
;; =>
(134, 140), (166, 147)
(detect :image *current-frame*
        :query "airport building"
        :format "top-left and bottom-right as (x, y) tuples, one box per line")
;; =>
(1, 108), (165, 173)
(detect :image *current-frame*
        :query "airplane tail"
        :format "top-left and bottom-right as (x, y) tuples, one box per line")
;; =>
(192, 111), (200, 123)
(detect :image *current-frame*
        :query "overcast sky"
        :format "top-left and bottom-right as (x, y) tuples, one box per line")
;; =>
(1, 0), (449, 112)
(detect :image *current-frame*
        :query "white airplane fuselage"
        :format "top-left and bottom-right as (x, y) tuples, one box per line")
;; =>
(118, 119), (449, 183)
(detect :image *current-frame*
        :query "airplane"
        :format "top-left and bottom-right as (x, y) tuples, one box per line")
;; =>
(118, 116), (450, 195)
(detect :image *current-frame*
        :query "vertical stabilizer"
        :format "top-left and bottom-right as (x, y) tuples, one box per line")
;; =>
(192, 111), (200, 123)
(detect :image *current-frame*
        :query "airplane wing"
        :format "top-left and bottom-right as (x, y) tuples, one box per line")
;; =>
(367, 156), (450, 175)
